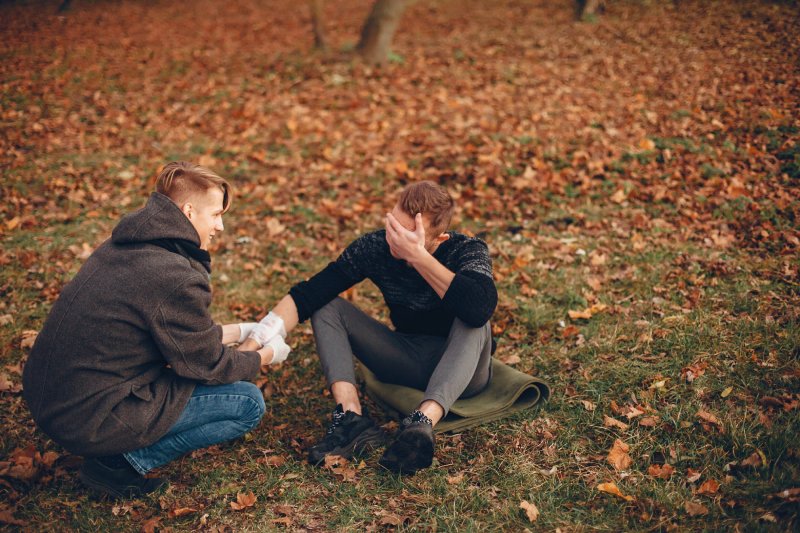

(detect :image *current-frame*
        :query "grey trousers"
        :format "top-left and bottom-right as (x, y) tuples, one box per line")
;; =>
(310, 297), (492, 416)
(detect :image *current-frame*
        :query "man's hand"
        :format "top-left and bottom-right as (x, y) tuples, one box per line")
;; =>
(385, 212), (428, 264)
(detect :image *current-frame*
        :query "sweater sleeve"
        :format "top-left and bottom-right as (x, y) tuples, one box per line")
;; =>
(288, 232), (377, 322)
(440, 238), (497, 327)
(150, 275), (261, 385)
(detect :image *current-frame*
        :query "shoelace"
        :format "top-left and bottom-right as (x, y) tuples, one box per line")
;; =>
(326, 408), (346, 435)
(403, 410), (432, 427)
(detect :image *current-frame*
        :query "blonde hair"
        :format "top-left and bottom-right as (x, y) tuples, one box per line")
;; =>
(397, 181), (455, 235)
(155, 161), (231, 212)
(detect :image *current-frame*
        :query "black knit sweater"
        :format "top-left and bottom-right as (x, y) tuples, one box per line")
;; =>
(289, 230), (497, 337)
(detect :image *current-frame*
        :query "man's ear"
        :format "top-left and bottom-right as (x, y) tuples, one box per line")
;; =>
(434, 232), (450, 245)
(182, 202), (194, 220)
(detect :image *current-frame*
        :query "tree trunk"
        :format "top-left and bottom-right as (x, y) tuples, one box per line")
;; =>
(580, 0), (604, 20)
(309, 0), (327, 50)
(356, 0), (409, 65)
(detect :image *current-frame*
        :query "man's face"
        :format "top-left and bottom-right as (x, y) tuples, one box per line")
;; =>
(387, 203), (440, 259)
(185, 187), (225, 250)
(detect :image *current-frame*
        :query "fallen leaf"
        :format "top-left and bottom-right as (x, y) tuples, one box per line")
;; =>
(639, 416), (659, 427)
(696, 410), (721, 426)
(648, 463), (675, 479)
(519, 500), (539, 523)
(230, 491), (257, 511)
(169, 507), (198, 518)
(607, 439), (632, 471)
(258, 455), (287, 467)
(603, 415), (629, 430)
(684, 501), (708, 516)
(19, 330), (38, 350)
(720, 386), (733, 398)
(501, 354), (521, 365)
(597, 482), (634, 501)
(447, 472), (464, 484)
(697, 478), (720, 496)
(686, 468), (702, 483)
(141, 517), (161, 533)
(581, 400), (596, 411)
(0, 505), (26, 526)
(741, 450), (765, 469)
(568, 309), (592, 320)
(379, 513), (405, 526)
(265, 217), (286, 237)
(622, 406), (645, 420)
(611, 189), (628, 203)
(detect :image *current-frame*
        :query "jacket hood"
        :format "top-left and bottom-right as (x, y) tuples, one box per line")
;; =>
(112, 192), (201, 246)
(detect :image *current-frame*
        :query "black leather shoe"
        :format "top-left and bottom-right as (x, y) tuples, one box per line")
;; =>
(379, 410), (435, 475)
(308, 404), (386, 465)
(79, 457), (167, 500)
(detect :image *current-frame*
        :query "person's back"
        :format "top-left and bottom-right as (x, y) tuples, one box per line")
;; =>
(23, 162), (287, 499)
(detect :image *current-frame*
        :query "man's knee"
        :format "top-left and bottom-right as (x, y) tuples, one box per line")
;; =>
(234, 381), (265, 431)
(451, 318), (491, 341)
(310, 297), (349, 326)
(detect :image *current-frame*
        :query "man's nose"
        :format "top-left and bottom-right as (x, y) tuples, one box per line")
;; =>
(216, 218), (224, 231)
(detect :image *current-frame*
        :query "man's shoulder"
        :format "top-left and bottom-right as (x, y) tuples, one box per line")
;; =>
(442, 231), (490, 252)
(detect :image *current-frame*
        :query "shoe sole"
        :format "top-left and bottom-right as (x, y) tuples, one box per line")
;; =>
(379, 428), (434, 475)
(79, 469), (166, 500)
(309, 426), (386, 465)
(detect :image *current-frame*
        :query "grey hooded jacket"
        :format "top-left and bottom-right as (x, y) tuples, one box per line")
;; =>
(23, 192), (261, 456)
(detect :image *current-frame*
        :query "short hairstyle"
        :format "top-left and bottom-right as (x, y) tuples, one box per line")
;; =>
(397, 180), (455, 235)
(155, 161), (231, 212)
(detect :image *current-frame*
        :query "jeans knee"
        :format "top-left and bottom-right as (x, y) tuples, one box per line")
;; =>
(236, 382), (265, 431)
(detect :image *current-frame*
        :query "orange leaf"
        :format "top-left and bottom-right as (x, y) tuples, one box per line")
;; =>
(684, 501), (708, 516)
(603, 415), (629, 430)
(696, 410), (721, 426)
(169, 507), (198, 518)
(230, 491), (257, 511)
(597, 482), (634, 501)
(647, 463), (675, 479)
(607, 439), (632, 471)
(519, 500), (539, 523)
(697, 478), (720, 496)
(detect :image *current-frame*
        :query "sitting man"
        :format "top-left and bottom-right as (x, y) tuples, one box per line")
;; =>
(23, 162), (289, 499)
(240, 180), (496, 474)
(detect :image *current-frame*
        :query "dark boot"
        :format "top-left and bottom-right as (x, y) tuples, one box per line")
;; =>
(379, 410), (435, 475)
(308, 404), (386, 465)
(79, 456), (167, 500)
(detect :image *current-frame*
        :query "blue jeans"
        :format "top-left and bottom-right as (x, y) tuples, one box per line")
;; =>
(124, 381), (265, 474)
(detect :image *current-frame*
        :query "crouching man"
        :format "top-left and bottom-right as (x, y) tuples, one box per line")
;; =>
(23, 162), (289, 499)
(240, 180), (496, 474)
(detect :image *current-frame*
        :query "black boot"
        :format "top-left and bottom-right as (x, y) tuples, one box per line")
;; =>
(308, 404), (386, 465)
(379, 410), (435, 475)
(79, 455), (167, 500)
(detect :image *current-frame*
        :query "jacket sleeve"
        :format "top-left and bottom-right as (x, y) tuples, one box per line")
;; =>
(440, 239), (498, 327)
(150, 274), (261, 385)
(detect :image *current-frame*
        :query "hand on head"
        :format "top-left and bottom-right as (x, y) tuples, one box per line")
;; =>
(385, 211), (427, 263)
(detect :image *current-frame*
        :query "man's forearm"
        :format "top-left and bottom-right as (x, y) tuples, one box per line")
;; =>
(408, 252), (455, 299)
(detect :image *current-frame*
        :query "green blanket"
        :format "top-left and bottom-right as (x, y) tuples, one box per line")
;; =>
(360, 358), (551, 433)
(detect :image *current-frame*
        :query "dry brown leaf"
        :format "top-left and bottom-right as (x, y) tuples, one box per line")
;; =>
(169, 507), (198, 518)
(741, 450), (765, 468)
(140, 517), (161, 533)
(0, 505), (26, 526)
(266, 217), (285, 237)
(258, 455), (287, 467)
(684, 501), (708, 516)
(686, 468), (702, 483)
(607, 439), (632, 471)
(696, 410), (721, 426)
(622, 406), (645, 420)
(647, 463), (675, 479)
(230, 491), (257, 511)
(639, 416), (659, 427)
(597, 482), (634, 501)
(581, 400), (596, 412)
(20, 330), (38, 350)
(603, 415), (629, 430)
(447, 472), (464, 484)
(697, 478), (720, 496)
(519, 500), (539, 523)
(568, 309), (592, 320)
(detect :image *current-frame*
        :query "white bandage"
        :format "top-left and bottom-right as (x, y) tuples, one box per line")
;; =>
(259, 311), (286, 338)
(237, 323), (258, 344)
(266, 335), (291, 365)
